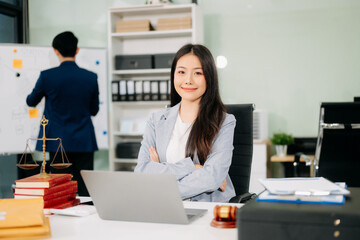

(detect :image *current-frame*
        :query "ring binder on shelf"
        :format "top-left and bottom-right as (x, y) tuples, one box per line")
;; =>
(135, 80), (143, 101)
(159, 80), (168, 101)
(143, 80), (151, 101)
(127, 80), (135, 101)
(111, 80), (120, 101)
(150, 80), (159, 101)
(119, 80), (127, 101)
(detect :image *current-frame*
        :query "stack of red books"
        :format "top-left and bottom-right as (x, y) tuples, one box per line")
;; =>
(14, 174), (80, 210)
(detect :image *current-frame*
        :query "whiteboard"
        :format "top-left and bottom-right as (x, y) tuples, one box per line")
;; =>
(0, 44), (108, 153)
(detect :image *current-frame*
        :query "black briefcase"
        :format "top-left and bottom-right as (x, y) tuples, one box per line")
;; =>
(237, 188), (360, 240)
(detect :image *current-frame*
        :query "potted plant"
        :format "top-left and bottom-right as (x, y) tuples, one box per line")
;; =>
(270, 132), (295, 157)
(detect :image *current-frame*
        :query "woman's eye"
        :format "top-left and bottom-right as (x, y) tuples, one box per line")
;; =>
(194, 71), (203, 75)
(178, 70), (185, 74)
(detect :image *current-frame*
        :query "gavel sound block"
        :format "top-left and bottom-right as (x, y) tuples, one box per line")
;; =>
(211, 205), (237, 228)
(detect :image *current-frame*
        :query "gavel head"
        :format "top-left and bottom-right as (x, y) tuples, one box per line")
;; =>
(213, 205), (237, 221)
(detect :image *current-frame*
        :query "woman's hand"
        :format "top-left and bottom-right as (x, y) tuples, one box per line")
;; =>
(149, 146), (160, 163)
(194, 164), (227, 192)
(219, 179), (227, 192)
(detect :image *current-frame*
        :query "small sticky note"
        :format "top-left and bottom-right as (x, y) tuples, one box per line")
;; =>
(13, 59), (23, 69)
(29, 108), (39, 118)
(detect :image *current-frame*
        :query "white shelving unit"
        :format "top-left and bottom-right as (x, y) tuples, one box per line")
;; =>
(108, 4), (202, 171)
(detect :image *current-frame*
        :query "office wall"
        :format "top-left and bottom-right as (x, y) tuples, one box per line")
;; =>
(28, 0), (360, 138)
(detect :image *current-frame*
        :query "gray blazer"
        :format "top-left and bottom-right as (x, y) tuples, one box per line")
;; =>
(134, 103), (236, 202)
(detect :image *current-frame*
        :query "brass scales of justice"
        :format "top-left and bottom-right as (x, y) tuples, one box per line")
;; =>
(17, 115), (72, 178)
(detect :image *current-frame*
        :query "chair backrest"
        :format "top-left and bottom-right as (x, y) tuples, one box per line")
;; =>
(226, 104), (254, 196)
(315, 102), (360, 187)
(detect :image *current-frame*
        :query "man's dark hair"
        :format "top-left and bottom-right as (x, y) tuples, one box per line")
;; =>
(52, 31), (78, 57)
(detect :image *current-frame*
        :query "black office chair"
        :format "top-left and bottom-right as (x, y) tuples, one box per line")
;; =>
(226, 104), (256, 203)
(313, 102), (360, 187)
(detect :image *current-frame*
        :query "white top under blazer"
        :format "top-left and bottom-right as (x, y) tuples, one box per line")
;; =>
(166, 114), (193, 164)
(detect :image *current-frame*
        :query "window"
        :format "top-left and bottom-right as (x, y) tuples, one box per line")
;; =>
(0, 0), (28, 43)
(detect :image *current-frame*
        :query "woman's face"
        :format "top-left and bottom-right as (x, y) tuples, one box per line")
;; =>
(174, 53), (206, 104)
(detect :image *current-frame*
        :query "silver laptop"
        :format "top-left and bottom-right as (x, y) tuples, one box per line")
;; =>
(81, 170), (207, 224)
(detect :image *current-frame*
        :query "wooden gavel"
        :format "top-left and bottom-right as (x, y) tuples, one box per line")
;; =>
(213, 205), (237, 221)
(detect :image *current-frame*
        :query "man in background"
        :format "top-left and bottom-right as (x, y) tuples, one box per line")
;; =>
(26, 31), (99, 196)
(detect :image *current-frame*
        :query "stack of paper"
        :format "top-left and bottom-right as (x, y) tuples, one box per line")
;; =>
(257, 177), (350, 205)
(0, 198), (51, 239)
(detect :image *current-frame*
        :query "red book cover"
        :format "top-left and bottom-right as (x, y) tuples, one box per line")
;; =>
(15, 174), (72, 188)
(14, 181), (77, 196)
(43, 193), (77, 208)
(45, 198), (81, 209)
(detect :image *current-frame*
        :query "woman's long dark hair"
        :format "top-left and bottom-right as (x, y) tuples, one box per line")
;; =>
(170, 44), (225, 165)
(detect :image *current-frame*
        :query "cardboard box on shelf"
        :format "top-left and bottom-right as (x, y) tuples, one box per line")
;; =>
(157, 16), (192, 31)
(116, 19), (153, 33)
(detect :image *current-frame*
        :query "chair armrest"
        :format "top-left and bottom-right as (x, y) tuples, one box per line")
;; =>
(229, 192), (257, 203)
(294, 152), (313, 177)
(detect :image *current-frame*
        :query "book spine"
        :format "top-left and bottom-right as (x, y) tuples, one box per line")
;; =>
(43, 193), (77, 208)
(48, 174), (73, 187)
(42, 187), (77, 200)
(46, 198), (80, 209)
(14, 181), (77, 196)
(43, 181), (77, 196)
(15, 174), (72, 188)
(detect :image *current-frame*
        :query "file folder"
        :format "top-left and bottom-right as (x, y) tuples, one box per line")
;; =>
(159, 80), (168, 101)
(142, 80), (151, 101)
(150, 80), (159, 101)
(135, 80), (143, 101)
(111, 80), (120, 101)
(258, 177), (350, 196)
(119, 80), (127, 101)
(257, 190), (345, 205)
(127, 80), (135, 101)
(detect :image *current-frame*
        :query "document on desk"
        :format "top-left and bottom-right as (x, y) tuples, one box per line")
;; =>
(258, 177), (350, 196)
(49, 205), (96, 217)
(257, 190), (345, 204)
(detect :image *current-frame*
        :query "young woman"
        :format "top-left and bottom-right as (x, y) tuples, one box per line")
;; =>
(134, 44), (236, 202)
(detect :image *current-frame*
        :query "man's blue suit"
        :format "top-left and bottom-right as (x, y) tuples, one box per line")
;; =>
(26, 61), (99, 152)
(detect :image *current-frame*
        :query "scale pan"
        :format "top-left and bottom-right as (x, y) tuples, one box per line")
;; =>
(50, 163), (72, 169)
(16, 164), (39, 170)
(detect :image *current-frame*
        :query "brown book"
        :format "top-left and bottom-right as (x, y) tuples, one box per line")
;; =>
(15, 192), (77, 207)
(14, 180), (77, 196)
(15, 174), (72, 188)
(45, 198), (80, 210)
(43, 193), (76, 208)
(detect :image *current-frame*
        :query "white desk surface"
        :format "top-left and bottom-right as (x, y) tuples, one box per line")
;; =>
(48, 199), (242, 240)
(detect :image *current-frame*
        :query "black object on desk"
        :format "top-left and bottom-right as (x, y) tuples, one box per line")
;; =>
(237, 188), (360, 240)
